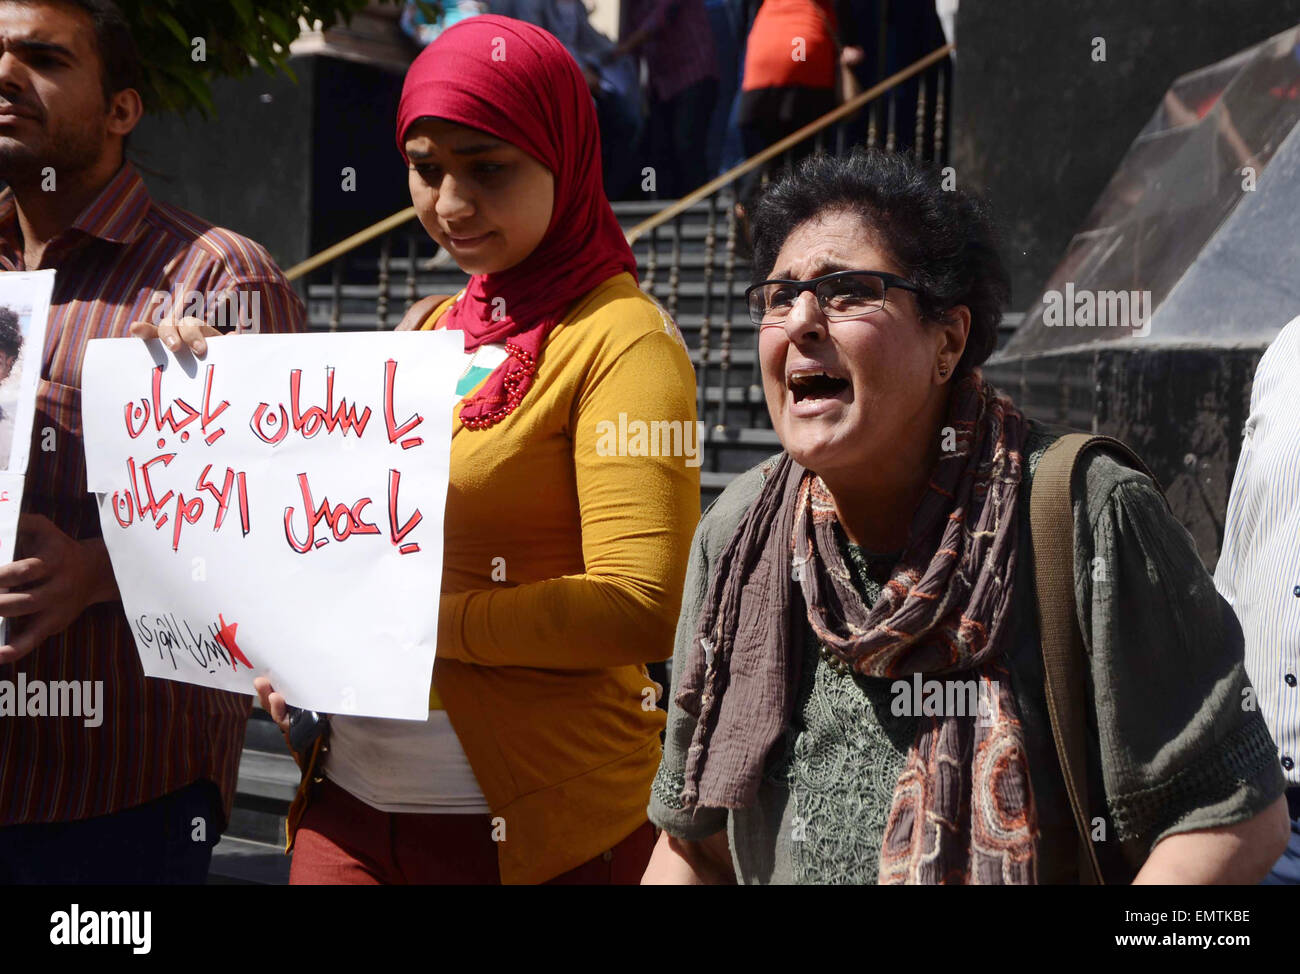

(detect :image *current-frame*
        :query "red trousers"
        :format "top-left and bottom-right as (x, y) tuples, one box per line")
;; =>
(290, 778), (656, 884)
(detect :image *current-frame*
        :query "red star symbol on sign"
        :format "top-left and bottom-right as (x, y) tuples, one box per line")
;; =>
(215, 613), (253, 670)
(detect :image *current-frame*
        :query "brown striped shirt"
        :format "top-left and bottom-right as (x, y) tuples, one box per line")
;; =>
(0, 162), (305, 827)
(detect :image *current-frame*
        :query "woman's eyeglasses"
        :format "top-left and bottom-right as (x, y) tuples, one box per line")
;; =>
(745, 270), (922, 326)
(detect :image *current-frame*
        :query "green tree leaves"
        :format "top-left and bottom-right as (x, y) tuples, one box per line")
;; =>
(118, 0), (440, 116)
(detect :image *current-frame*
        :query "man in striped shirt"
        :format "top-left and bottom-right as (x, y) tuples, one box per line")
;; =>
(1216, 313), (1300, 885)
(0, 0), (304, 882)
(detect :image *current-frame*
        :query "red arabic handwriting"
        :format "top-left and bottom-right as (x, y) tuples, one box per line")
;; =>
(214, 613), (253, 670)
(284, 468), (422, 555)
(250, 367), (372, 445)
(110, 359), (430, 555)
(124, 363), (229, 447)
(384, 359), (424, 450)
(111, 458), (251, 551)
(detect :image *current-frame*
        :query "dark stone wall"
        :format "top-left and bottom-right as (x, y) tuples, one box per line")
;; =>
(984, 346), (1264, 570)
(306, 57), (412, 256)
(128, 55), (412, 275)
(952, 1), (1300, 311)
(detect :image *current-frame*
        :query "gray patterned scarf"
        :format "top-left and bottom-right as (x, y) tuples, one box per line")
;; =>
(674, 371), (1040, 884)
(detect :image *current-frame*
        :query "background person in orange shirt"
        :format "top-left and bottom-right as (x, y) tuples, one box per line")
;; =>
(736, 0), (848, 206)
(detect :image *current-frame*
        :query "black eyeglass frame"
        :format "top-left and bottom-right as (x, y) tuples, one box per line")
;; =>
(745, 269), (924, 326)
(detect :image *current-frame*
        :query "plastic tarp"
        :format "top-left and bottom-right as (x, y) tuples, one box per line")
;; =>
(997, 24), (1300, 356)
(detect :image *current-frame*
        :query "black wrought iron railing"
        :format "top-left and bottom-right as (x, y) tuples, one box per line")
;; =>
(283, 44), (955, 494)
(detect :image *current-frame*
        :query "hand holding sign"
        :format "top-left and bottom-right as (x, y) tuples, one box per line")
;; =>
(128, 310), (221, 356)
(0, 269), (56, 650)
(253, 676), (290, 734)
(0, 515), (118, 664)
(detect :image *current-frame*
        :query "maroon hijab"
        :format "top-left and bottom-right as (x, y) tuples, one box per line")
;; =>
(396, 15), (637, 429)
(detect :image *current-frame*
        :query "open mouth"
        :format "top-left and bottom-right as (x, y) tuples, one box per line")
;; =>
(788, 369), (851, 403)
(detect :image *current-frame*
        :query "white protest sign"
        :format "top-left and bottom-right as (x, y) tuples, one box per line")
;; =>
(0, 269), (56, 646)
(82, 332), (464, 719)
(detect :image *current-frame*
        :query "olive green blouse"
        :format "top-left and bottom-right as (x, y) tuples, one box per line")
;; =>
(648, 424), (1285, 883)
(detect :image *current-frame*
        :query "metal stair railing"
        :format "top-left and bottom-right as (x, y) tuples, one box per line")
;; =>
(284, 43), (954, 470)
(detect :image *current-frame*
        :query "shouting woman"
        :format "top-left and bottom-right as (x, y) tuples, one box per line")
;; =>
(643, 149), (1288, 885)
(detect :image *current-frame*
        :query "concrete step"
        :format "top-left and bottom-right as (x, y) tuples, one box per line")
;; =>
(612, 194), (739, 217)
(301, 303), (1020, 355)
(335, 233), (732, 270)
(301, 312), (766, 347)
(701, 471), (741, 509)
(304, 308), (762, 339)
(306, 275), (753, 303)
(341, 249), (745, 283)
(704, 425), (778, 443)
(243, 708), (285, 751)
(225, 710), (296, 851)
(701, 471), (737, 491)
(209, 834), (290, 886)
(236, 748), (298, 804)
(697, 384), (767, 405)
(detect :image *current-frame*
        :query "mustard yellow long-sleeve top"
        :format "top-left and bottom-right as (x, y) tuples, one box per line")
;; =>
(429, 271), (698, 882)
(282, 272), (699, 881)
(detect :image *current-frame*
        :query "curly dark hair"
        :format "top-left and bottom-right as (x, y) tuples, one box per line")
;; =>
(747, 148), (1011, 375)
(0, 306), (21, 361)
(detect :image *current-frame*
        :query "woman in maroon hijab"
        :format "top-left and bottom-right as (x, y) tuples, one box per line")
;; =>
(252, 16), (702, 884)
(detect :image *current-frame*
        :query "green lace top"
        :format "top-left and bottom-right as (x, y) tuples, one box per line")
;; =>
(777, 539), (915, 884)
(649, 535), (916, 884)
(649, 424), (1285, 884)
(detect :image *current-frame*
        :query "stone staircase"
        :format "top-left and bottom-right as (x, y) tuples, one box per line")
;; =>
(209, 707), (296, 884)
